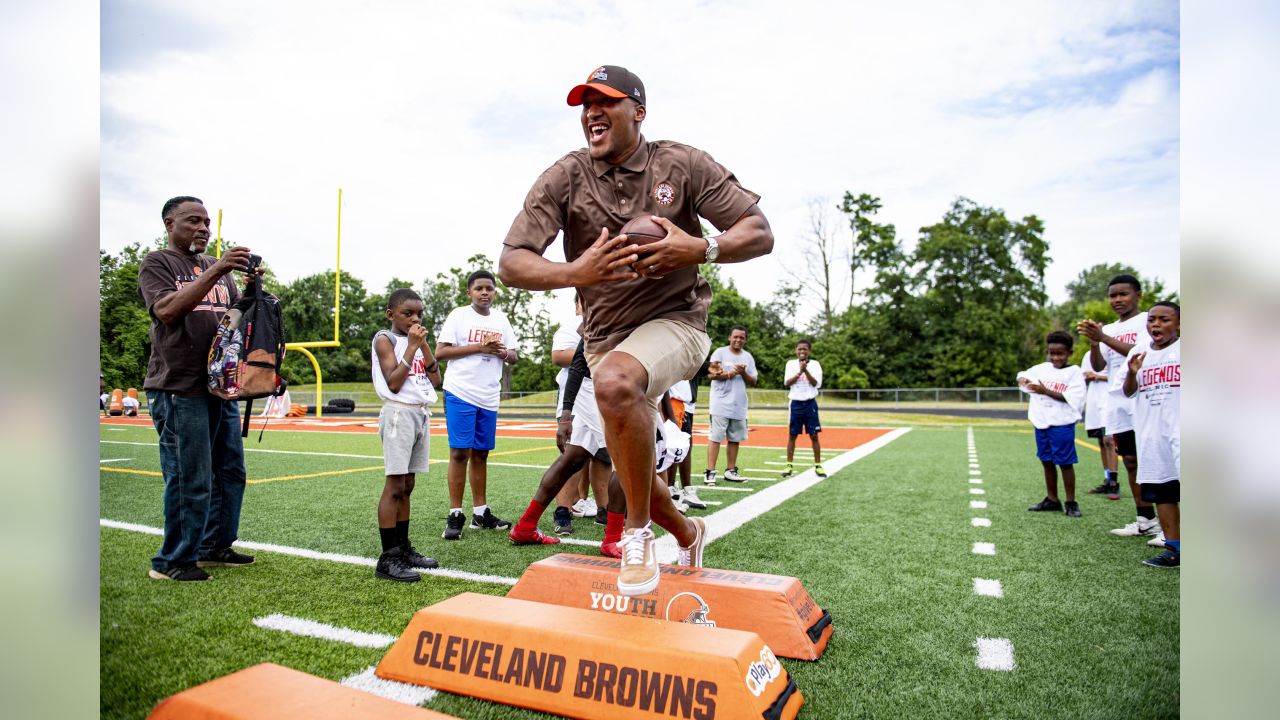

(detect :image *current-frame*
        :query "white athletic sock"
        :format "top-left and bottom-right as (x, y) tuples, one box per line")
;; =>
(449, 507), (463, 516)
(472, 504), (488, 516)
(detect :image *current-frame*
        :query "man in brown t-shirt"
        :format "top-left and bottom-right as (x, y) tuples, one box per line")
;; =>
(137, 196), (259, 582)
(498, 65), (774, 596)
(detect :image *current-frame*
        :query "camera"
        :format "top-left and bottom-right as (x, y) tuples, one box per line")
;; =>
(247, 254), (263, 272)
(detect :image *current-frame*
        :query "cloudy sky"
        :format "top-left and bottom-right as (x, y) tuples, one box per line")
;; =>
(101, 0), (1178, 325)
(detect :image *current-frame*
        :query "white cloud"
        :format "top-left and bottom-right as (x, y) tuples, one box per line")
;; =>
(101, 0), (1178, 326)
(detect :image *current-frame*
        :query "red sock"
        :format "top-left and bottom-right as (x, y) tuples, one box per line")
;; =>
(516, 500), (546, 532)
(605, 511), (624, 544)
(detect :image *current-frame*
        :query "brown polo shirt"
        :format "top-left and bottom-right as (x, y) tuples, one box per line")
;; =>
(503, 136), (760, 353)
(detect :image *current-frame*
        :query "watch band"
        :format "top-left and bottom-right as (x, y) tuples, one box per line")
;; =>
(704, 235), (720, 263)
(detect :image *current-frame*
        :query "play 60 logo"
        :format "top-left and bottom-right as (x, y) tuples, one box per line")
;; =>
(744, 646), (782, 697)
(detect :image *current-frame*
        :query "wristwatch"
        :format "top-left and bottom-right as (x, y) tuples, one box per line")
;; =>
(704, 235), (720, 264)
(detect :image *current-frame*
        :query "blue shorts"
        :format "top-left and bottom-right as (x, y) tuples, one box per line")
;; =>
(1035, 424), (1078, 466)
(789, 399), (821, 436)
(444, 391), (497, 451)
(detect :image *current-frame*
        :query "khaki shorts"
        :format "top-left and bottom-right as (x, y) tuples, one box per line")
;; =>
(585, 319), (711, 413)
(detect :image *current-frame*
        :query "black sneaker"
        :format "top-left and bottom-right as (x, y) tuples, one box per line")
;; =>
(375, 548), (420, 582)
(1142, 549), (1180, 568)
(148, 565), (212, 582)
(1027, 498), (1064, 512)
(402, 543), (439, 569)
(1085, 482), (1110, 495)
(594, 511), (608, 525)
(553, 506), (573, 535)
(1064, 501), (1082, 517)
(197, 547), (255, 567)
(471, 507), (512, 530)
(442, 510), (465, 540)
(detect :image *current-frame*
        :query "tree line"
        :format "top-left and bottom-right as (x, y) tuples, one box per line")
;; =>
(98, 194), (1174, 393)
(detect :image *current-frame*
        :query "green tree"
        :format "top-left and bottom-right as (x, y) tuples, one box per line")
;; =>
(1052, 262), (1176, 332)
(99, 238), (165, 390)
(274, 270), (383, 384)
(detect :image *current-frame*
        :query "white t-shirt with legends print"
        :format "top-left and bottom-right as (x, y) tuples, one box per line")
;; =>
(1123, 339), (1181, 484)
(1100, 312), (1150, 434)
(1017, 362), (1085, 429)
(438, 305), (517, 411)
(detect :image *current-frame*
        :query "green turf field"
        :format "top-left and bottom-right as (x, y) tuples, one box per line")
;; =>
(100, 421), (1178, 719)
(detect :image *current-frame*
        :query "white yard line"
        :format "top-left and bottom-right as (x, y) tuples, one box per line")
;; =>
(99, 458), (132, 463)
(100, 441), (545, 471)
(975, 637), (1016, 671)
(695, 486), (755, 493)
(99, 519), (518, 585)
(556, 537), (601, 548)
(971, 518), (992, 527)
(972, 542), (996, 556)
(973, 579), (1004, 598)
(651, 428), (911, 563)
(253, 613), (395, 649)
(340, 666), (438, 706)
(970, 500), (987, 509)
(969, 478), (983, 484)
(969, 488), (985, 495)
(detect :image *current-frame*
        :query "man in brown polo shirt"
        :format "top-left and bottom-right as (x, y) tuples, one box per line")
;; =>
(498, 65), (774, 596)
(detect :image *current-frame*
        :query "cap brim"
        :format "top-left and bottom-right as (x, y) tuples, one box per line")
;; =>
(566, 82), (630, 106)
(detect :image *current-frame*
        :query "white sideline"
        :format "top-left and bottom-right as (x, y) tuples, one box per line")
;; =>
(975, 637), (1016, 671)
(556, 537), (601, 548)
(99, 458), (132, 463)
(253, 613), (395, 649)
(99, 519), (519, 585)
(651, 428), (911, 563)
(341, 666), (438, 706)
(100, 440), (548, 471)
(973, 579), (1004, 598)
(695, 486), (754, 493)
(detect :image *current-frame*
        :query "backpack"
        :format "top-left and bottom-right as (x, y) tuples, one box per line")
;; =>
(207, 279), (287, 435)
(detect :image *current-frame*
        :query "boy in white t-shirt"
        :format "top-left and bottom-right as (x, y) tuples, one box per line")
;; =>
(434, 270), (519, 540)
(370, 289), (442, 582)
(1078, 274), (1157, 537)
(1122, 302), (1181, 568)
(1017, 331), (1087, 517)
(1081, 354), (1121, 499)
(781, 339), (825, 478)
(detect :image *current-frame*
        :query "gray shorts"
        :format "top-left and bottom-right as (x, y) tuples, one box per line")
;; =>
(379, 403), (431, 475)
(709, 415), (748, 443)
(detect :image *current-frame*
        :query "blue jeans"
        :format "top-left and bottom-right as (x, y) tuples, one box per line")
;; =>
(147, 391), (247, 571)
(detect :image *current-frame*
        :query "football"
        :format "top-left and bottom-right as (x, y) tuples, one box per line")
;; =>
(618, 215), (667, 245)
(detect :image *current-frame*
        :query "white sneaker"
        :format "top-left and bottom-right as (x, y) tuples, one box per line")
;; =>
(581, 497), (598, 518)
(672, 497), (689, 514)
(1110, 518), (1161, 537)
(677, 517), (706, 567)
(570, 499), (589, 517)
(1147, 532), (1167, 548)
(703, 469), (717, 486)
(617, 526), (659, 596)
(681, 486), (707, 510)
(723, 467), (745, 482)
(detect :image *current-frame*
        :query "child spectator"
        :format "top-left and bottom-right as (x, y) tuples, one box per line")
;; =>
(781, 339), (825, 478)
(435, 270), (519, 540)
(370, 289), (442, 582)
(1081, 354), (1121, 498)
(704, 326), (757, 484)
(666, 379), (706, 509)
(1122, 302), (1181, 568)
(1017, 331), (1086, 517)
(1078, 275), (1155, 537)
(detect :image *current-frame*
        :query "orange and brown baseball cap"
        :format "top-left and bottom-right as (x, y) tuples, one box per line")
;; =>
(566, 65), (645, 106)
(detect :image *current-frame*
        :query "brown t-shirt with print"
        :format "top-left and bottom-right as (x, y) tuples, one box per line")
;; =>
(138, 249), (241, 396)
(503, 137), (760, 353)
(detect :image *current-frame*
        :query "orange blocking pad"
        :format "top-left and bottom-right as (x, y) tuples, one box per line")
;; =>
(508, 554), (834, 660)
(148, 662), (458, 720)
(377, 592), (804, 720)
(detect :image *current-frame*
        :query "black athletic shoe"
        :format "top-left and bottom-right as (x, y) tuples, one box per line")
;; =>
(1086, 483), (1110, 495)
(553, 506), (573, 535)
(148, 565), (212, 582)
(1027, 498), (1064, 512)
(594, 511), (608, 526)
(471, 508), (512, 530)
(442, 510), (465, 540)
(402, 543), (438, 569)
(375, 548), (420, 582)
(1142, 549), (1180, 569)
(196, 547), (255, 568)
(1064, 501), (1082, 517)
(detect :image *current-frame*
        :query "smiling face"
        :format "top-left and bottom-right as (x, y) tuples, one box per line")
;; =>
(1107, 282), (1141, 320)
(728, 328), (747, 351)
(1146, 305), (1180, 349)
(1047, 342), (1072, 369)
(795, 342), (810, 361)
(164, 201), (211, 255)
(387, 298), (424, 336)
(468, 277), (497, 313)
(580, 88), (645, 165)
